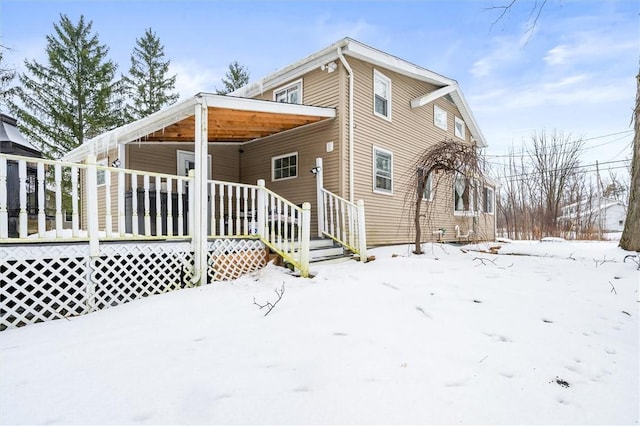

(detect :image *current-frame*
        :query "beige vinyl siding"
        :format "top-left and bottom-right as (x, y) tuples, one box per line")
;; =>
(241, 120), (337, 234)
(242, 66), (343, 233)
(127, 144), (240, 181)
(347, 57), (491, 245)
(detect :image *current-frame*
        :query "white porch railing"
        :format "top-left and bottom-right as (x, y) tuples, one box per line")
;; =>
(314, 157), (367, 261)
(0, 153), (312, 278)
(0, 153), (192, 244)
(206, 178), (311, 277)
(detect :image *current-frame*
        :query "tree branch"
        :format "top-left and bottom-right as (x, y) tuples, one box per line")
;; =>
(253, 283), (285, 316)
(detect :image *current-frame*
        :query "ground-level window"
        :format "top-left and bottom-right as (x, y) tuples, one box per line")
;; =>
(272, 152), (298, 181)
(483, 186), (494, 214)
(417, 168), (433, 201)
(454, 175), (477, 214)
(373, 146), (393, 194)
(373, 70), (391, 120)
(434, 105), (447, 130)
(274, 80), (302, 104)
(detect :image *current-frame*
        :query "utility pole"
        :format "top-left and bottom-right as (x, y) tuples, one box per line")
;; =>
(595, 160), (603, 240)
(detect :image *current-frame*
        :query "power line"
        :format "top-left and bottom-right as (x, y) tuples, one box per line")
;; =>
(484, 130), (634, 158)
(492, 160), (631, 181)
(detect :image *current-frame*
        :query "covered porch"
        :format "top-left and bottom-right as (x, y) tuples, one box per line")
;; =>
(1, 94), (367, 329)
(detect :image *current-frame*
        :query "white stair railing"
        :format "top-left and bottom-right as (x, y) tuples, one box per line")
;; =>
(314, 157), (367, 261)
(256, 179), (310, 277)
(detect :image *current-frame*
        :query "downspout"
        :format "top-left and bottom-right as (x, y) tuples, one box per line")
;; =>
(336, 48), (354, 203)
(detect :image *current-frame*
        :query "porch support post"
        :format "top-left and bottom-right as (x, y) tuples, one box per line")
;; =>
(357, 199), (367, 262)
(86, 154), (100, 257)
(194, 100), (209, 285)
(299, 201), (311, 278)
(315, 157), (324, 238)
(256, 179), (266, 238)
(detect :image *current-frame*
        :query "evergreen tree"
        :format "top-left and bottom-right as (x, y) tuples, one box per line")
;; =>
(8, 14), (118, 158)
(122, 28), (178, 121)
(0, 45), (16, 111)
(216, 61), (249, 95)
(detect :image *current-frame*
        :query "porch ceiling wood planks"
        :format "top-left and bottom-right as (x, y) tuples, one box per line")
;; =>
(62, 94), (336, 162)
(142, 107), (329, 143)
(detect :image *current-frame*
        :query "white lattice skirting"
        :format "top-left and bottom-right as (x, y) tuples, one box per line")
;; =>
(207, 239), (268, 282)
(1, 239), (266, 330)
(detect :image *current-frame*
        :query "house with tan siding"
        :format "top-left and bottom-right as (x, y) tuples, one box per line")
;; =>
(232, 37), (495, 244)
(64, 37), (495, 248)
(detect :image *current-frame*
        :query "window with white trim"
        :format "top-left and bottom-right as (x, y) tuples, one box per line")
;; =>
(274, 80), (302, 104)
(454, 116), (465, 139)
(373, 70), (391, 120)
(454, 175), (478, 214)
(434, 105), (447, 130)
(96, 158), (108, 186)
(272, 152), (298, 181)
(483, 186), (494, 214)
(417, 168), (433, 201)
(373, 147), (393, 194)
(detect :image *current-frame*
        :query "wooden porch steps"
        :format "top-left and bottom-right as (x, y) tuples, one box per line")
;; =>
(309, 238), (355, 264)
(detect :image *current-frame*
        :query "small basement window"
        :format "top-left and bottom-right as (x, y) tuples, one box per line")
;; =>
(272, 152), (298, 181)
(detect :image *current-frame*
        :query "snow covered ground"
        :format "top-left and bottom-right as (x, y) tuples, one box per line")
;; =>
(1, 240), (638, 425)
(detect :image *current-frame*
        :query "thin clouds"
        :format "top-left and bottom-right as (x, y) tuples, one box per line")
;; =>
(170, 61), (222, 99)
(544, 30), (637, 66)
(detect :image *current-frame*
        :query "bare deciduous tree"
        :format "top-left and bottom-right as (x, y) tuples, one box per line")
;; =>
(405, 139), (484, 254)
(620, 71), (640, 251)
(528, 130), (584, 235)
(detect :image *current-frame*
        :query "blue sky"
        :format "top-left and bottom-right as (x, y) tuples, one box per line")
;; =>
(1, 0), (637, 175)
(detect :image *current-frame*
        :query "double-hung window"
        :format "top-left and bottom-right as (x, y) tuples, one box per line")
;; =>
(96, 158), (108, 186)
(373, 70), (391, 120)
(454, 175), (477, 215)
(272, 152), (298, 181)
(434, 105), (447, 130)
(417, 168), (433, 201)
(454, 116), (465, 139)
(274, 80), (302, 104)
(483, 186), (494, 214)
(373, 147), (393, 194)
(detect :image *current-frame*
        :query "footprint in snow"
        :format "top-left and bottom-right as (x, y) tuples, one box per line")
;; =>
(415, 306), (432, 318)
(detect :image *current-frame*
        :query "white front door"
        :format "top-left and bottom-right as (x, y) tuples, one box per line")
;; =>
(177, 149), (212, 234)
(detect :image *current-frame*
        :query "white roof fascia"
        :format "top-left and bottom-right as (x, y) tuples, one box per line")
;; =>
(201, 93), (335, 118)
(230, 40), (348, 99)
(63, 93), (335, 162)
(63, 95), (200, 162)
(410, 85), (458, 109)
(342, 38), (456, 86)
(448, 89), (487, 148)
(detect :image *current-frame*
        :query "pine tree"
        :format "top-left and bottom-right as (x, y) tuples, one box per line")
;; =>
(216, 61), (250, 95)
(122, 28), (178, 121)
(8, 14), (118, 158)
(0, 45), (16, 111)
